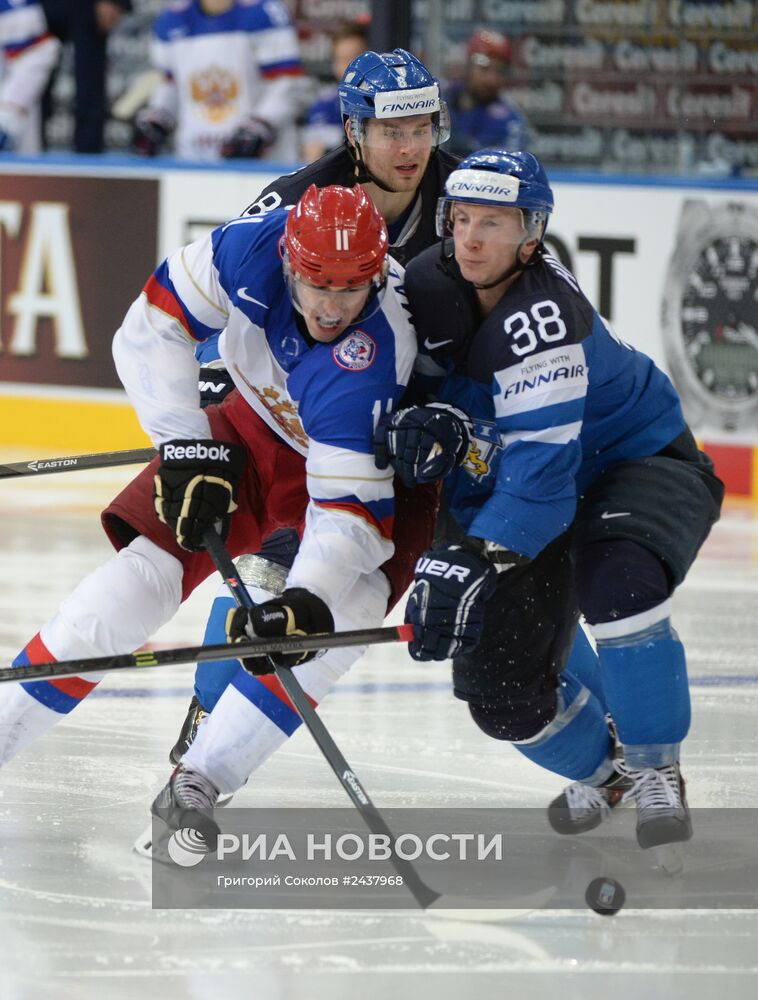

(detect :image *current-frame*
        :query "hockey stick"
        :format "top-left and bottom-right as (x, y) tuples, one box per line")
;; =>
(0, 624), (413, 684)
(201, 527), (440, 910)
(0, 446), (156, 480)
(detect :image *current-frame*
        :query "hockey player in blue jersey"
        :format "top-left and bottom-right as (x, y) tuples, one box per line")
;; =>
(374, 150), (724, 855)
(0, 184), (438, 823)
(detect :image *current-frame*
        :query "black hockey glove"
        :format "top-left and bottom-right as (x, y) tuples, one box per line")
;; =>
(154, 439), (246, 551)
(405, 545), (497, 661)
(132, 106), (174, 156)
(374, 402), (471, 488)
(198, 367), (235, 408)
(221, 117), (276, 159)
(225, 588), (335, 675)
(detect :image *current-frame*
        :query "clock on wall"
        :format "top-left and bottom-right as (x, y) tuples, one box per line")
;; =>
(661, 200), (758, 433)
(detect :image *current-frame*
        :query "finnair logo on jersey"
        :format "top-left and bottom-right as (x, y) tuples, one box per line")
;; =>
(446, 169), (520, 203)
(374, 86), (440, 118)
(333, 330), (377, 371)
(501, 363), (586, 399)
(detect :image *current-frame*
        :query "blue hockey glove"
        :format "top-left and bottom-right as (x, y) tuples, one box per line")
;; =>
(226, 588), (334, 675)
(198, 366), (235, 408)
(405, 545), (497, 661)
(373, 402), (471, 488)
(154, 439), (246, 551)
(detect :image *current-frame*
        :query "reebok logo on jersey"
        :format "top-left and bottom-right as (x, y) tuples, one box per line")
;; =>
(163, 443), (231, 462)
(415, 556), (471, 583)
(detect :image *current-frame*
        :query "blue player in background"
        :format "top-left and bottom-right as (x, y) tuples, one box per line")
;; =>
(374, 150), (724, 862)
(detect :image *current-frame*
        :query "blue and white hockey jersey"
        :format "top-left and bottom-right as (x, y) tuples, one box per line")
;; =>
(112, 208), (417, 606)
(0, 0), (59, 153)
(405, 245), (687, 559)
(146, 0), (303, 162)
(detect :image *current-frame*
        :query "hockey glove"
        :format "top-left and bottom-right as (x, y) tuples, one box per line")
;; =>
(154, 439), (246, 551)
(198, 366), (235, 409)
(221, 117), (276, 159)
(374, 402), (471, 488)
(405, 545), (497, 661)
(225, 588), (335, 675)
(132, 106), (174, 156)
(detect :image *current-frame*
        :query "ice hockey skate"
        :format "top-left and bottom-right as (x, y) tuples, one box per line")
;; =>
(547, 767), (633, 835)
(622, 762), (692, 874)
(150, 764), (221, 855)
(548, 718), (633, 835)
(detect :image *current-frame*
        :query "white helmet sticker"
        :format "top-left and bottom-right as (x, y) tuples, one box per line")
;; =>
(446, 168), (521, 203)
(374, 85), (440, 119)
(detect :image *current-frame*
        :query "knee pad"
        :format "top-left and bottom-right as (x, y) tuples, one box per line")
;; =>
(577, 539), (670, 626)
(468, 684), (558, 743)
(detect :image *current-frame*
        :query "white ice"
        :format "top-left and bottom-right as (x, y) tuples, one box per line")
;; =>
(0, 463), (757, 1000)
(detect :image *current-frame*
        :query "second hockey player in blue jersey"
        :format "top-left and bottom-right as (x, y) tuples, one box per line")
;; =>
(375, 150), (724, 861)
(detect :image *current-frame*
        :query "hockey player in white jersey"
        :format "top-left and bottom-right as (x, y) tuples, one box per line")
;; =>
(0, 0), (59, 153)
(0, 184), (438, 827)
(132, 0), (304, 162)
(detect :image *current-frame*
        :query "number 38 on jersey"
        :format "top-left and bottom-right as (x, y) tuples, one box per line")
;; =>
(504, 299), (567, 356)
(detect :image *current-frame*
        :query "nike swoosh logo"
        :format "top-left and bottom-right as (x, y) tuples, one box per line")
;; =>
(601, 511), (631, 519)
(424, 338), (453, 350)
(237, 288), (268, 308)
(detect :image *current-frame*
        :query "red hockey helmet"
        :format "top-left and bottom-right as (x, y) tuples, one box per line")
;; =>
(467, 29), (512, 66)
(284, 184), (389, 288)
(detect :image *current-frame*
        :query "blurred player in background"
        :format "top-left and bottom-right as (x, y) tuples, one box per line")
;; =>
(132, 0), (303, 163)
(374, 149), (723, 861)
(0, 0), (59, 153)
(444, 29), (529, 159)
(300, 19), (369, 163)
(0, 184), (438, 833)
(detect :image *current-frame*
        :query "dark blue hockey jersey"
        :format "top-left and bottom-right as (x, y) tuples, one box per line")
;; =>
(404, 244), (687, 558)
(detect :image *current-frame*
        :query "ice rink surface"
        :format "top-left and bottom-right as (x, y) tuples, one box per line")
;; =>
(0, 462), (757, 1000)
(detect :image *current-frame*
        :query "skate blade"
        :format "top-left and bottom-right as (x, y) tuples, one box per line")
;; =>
(424, 885), (556, 923)
(133, 791), (234, 862)
(651, 843), (684, 876)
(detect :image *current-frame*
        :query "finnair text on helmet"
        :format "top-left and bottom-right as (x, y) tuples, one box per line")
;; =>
(374, 85), (440, 119)
(446, 168), (521, 203)
(163, 443), (231, 462)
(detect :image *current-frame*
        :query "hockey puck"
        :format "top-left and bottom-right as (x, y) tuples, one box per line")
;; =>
(585, 877), (625, 916)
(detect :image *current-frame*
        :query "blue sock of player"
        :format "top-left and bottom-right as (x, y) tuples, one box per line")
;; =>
(511, 629), (614, 784)
(588, 600), (690, 768)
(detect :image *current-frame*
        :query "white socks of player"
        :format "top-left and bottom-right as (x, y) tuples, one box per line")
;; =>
(0, 536), (183, 767)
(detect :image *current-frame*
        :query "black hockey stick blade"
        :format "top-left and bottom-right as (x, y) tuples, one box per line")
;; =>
(0, 624), (413, 684)
(0, 447), (156, 480)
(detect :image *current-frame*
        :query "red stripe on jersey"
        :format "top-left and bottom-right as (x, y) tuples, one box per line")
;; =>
(6, 33), (56, 59)
(260, 65), (304, 79)
(257, 673), (318, 713)
(143, 274), (195, 339)
(314, 500), (394, 541)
